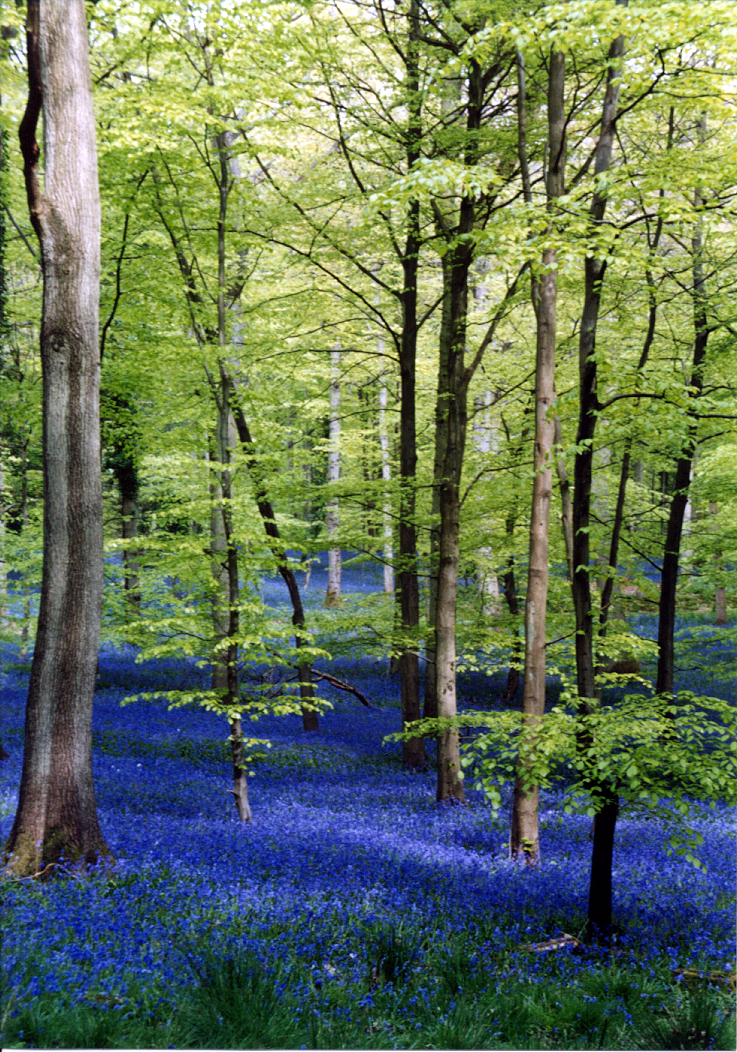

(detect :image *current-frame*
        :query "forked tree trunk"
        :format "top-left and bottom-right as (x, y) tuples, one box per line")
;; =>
(5, 0), (109, 876)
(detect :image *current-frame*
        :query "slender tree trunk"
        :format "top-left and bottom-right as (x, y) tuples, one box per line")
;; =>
(432, 55), (488, 803)
(325, 344), (342, 606)
(656, 126), (708, 696)
(213, 377), (251, 822)
(152, 87), (319, 737)
(396, 0), (426, 768)
(510, 48), (566, 860)
(710, 504), (727, 625)
(210, 123), (252, 820)
(565, 16), (627, 937)
(228, 388), (319, 732)
(474, 391), (501, 615)
(423, 252), (452, 722)
(5, 0), (109, 876)
(378, 376), (394, 596)
(434, 243), (470, 802)
(17, 444), (30, 661)
(115, 457), (140, 610)
(553, 415), (573, 581)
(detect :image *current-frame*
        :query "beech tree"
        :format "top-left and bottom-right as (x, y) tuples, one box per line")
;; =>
(510, 44), (566, 860)
(4, 0), (109, 876)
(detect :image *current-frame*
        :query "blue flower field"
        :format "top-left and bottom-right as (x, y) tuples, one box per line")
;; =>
(1, 562), (735, 1050)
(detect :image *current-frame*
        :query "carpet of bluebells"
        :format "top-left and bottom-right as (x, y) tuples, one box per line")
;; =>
(0, 557), (735, 1049)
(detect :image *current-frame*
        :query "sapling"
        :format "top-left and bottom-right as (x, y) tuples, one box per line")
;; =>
(394, 688), (737, 940)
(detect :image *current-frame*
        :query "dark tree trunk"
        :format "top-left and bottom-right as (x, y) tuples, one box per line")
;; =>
(211, 373), (251, 822)
(423, 248), (453, 724)
(431, 53), (491, 803)
(656, 151), (708, 696)
(5, 0), (109, 876)
(501, 547), (522, 702)
(396, 0), (426, 768)
(567, 16), (627, 936)
(228, 389), (319, 732)
(115, 457), (140, 609)
(585, 791), (619, 941)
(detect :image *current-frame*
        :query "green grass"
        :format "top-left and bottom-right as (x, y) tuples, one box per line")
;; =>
(3, 930), (734, 1050)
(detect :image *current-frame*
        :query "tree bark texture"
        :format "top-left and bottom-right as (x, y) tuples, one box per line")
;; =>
(5, 0), (108, 876)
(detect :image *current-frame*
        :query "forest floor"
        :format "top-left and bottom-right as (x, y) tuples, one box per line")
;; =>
(0, 561), (735, 1050)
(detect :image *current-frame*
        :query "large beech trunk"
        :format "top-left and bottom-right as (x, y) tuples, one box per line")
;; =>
(5, 0), (109, 876)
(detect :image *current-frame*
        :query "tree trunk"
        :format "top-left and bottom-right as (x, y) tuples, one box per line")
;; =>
(474, 391), (501, 616)
(656, 133), (708, 696)
(585, 790), (619, 941)
(431, 54), (488, 802)
(396, 0), (426, 768)
(510, 47), (566, 860)
(434, 245), (469, 803)
(378, 376), (394, 596)
(17, 443), (31, 661)
(423, 250), (453, 723)
(228, 387), (319, 732)
(567, 16), (627, 935)
(115, 457), (140, 610)
(325, 344), (341, 607)
(211, 374), (251, 822)
(5, 0), (109, 876)
(710, 504), (727, 626)
(553, 415), (573, 581)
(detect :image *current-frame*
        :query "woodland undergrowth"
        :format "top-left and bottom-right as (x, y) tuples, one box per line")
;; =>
(0, 570), (735, 1051)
